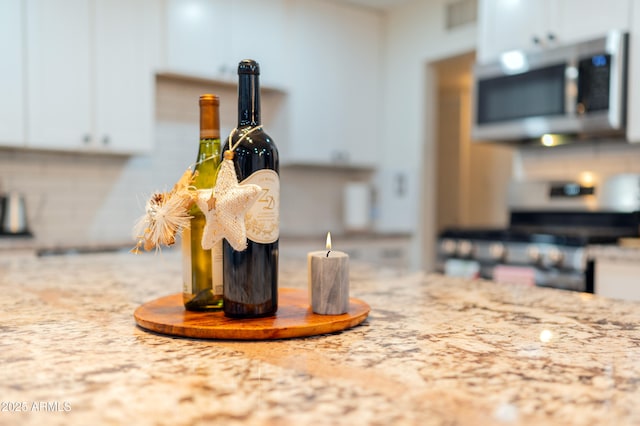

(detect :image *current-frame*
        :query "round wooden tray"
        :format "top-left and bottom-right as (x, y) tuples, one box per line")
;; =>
(134, 288), (370, 340)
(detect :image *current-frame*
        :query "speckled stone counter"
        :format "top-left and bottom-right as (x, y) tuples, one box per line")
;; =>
(1, 250), (640, 425)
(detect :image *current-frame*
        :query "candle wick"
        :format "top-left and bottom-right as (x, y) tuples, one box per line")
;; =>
(326, 250), (331, 257)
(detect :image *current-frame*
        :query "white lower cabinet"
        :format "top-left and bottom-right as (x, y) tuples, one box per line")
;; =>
(345, 238), (411, 270)
(595, 258), (640, 302)
(281, 236), (411, 271)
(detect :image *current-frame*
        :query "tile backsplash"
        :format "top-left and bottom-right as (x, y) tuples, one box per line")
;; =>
(0, 76), (371, 249)
(0, 124), (193, 248)
(517, 140), (640, 183)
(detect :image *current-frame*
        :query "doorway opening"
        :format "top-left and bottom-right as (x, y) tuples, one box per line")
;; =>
(433, 51), (514, 235)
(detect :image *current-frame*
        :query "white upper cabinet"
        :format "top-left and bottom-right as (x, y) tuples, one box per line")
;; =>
(166, 0), (232, 78)
(477, 0), (631, 63)
(164, 0), (286, 88)
(26, 0), (92, 150)
(229, 0), (287, 89)
(285, 0), (381, 167)
(94, 0), (161, 153)
(0, 0), (25, 147)
(25, 0), (160, 154)
(477, 0), (549, 63)
(555, 0), (631, 45)
(164, 0), (380, 168)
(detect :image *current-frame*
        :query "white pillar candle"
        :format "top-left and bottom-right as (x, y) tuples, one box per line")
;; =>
(308, 232), (350, 315)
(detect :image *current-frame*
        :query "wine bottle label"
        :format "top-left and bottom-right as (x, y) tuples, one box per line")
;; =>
(182, 227), (192, 295)
(211, 240), (223, 296)
(181, 226), (222, 296)
(241, 169), (280, 244)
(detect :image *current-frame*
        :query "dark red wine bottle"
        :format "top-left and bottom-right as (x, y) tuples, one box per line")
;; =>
(222, 59), (279, 318)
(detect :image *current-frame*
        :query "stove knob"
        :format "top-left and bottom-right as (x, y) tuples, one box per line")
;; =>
(527, 245), (541, 264)
(489, 242), (506, 262)
(546, 247), (564, 268)
(456, 240), (474, 258)
(439, 239), (457, 256)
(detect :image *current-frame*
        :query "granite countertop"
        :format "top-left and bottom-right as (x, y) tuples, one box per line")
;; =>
(1, 250), (640, 425)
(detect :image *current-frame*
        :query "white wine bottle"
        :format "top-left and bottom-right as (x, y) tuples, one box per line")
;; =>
(182, 94), (224, 311)
(222, 60), (279, 318)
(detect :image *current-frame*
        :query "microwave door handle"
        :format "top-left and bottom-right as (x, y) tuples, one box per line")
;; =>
(607, 31), (626, 130)
(565, 61), (578, 116)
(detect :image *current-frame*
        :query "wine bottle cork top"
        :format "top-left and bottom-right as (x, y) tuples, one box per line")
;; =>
(238, 60), (260, 75)
(199, 94), (219, 105)
(199, 94), (220, 139)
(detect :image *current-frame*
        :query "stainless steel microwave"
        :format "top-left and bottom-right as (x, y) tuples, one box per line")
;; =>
(472, 31), (628, 142)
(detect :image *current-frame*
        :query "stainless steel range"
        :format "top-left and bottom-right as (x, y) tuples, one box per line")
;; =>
(436, 175), (640, 292)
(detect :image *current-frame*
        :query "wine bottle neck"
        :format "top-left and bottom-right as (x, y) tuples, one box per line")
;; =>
(237, 73), (261, 127)
(200, 97), (220, 140)
(198, 138), (217, 152)
(196, 94), (220, 172)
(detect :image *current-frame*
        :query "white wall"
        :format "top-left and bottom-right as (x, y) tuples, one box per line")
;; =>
(381, 0), (476, 270)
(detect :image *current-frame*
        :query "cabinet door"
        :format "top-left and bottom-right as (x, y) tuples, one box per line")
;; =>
(477, 0), (550, 63)
(288, 1), (337, 164)
(333, 5), (381, 168)
(478, 0), (631, 64)
(287, 1), (380, 167)
(165, 0), (232, 77)
(555, 0), (630, 44)
(94, 0), (160, 153)
(229, 0), (287, 89)
(595, 259), (640, 302)
(26, 0), (92, 149)
(0, 0), (25, 146)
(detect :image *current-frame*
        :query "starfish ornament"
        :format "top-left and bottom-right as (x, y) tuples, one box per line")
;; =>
(196, 151), (261, 251)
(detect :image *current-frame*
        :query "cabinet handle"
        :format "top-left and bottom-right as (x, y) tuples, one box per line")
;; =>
(82, 134), (91, 144)
(532, 35), (541, 45)
(102, 135), (110, 145)
(547, 33), (556, 42)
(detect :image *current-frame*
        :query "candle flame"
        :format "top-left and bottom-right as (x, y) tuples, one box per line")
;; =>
(326, 232), (332, 250)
